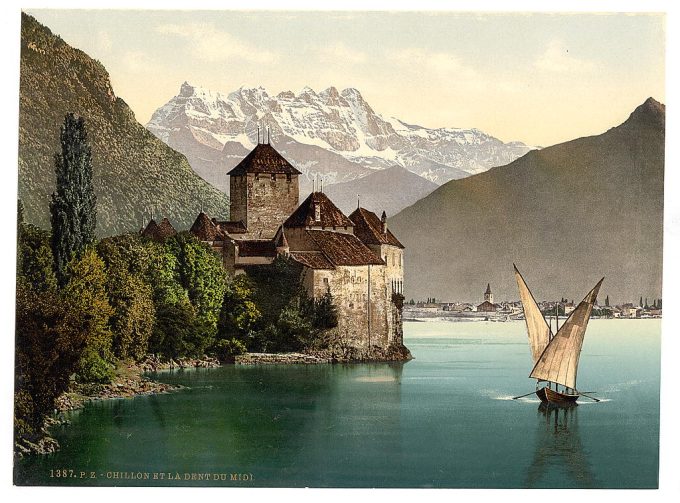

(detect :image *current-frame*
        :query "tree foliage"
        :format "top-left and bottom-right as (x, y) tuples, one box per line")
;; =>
(168, 232), (226, 332)
(15, 281), (89, 433)
(63, 247), (114, 383)
(50, 114), (96, 286)
(17, 221), (57, 293)
(149, 298), (211, 360)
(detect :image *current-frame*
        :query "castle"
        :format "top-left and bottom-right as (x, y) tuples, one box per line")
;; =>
(142, 141), (406, 352)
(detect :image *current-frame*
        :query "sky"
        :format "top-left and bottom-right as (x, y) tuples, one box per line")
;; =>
(24, 9), (665, 147)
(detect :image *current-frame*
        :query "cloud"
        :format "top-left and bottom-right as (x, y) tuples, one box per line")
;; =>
(388, 48), (477, 80)
(317, 43), (367, 64)
(534, 40), (595, 74)
(156, 23), (275, 63)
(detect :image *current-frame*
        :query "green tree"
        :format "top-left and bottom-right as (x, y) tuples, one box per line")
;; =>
(17, 222), (57, 293)
(106, 271), (155, 361)
(63, 247), (114, 383)
(97, 235), (159, 360)
(169, 232), (226, 331)
(149, 298), (211, 359)
(15, 281), (90, 438)
(50, 114), (97, 286)
(218, 274), (261, 345)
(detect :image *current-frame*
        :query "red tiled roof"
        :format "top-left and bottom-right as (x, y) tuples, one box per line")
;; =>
(190, 212), (224, 241)
(306, 230), (384, 266)
(348, 207), (404, 249)
(289, 251), (334, 270)
(156, 218), (177, 239)
(236, 239), (277, 257)
(141, 218), (177, 241)
(227, 143), (302, 176)
(285, 192), (354, 229)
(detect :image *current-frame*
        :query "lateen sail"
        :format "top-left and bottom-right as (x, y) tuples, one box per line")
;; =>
(514, 265), (552, 364)
(529, 278), (604, 389)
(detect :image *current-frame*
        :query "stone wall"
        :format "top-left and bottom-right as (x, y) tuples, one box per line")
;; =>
(231, 173), (299, 238)
(304, 264), (392, 349)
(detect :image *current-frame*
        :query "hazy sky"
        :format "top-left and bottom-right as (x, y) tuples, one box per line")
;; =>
(26, 9), (665, 147)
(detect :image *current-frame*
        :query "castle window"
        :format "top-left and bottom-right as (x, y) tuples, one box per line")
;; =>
(271, 173), (276, 181)
(349, 302), (354, 309)
(323, 277), (329, 286)
(286, 174), (292, 182)
(255, 173), (260, 181)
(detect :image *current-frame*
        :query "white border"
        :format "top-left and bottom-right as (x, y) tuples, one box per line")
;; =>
(1, 1), (677, 503)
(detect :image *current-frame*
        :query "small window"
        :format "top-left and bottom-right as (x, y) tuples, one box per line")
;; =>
(286, 173), (292, 182)
(271, 173), (276, 181)
(255, 173), (260, 181)
(323, 277), (329, 285)
(349, 302), (354, 309)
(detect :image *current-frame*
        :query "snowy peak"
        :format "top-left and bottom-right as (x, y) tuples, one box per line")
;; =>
(146, 82), (535, 185)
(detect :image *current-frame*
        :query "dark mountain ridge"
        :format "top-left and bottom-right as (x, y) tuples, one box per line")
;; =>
(390, 98), (665, 304)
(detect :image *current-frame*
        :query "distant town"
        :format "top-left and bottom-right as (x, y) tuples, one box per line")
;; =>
(404, 284), (662, 322)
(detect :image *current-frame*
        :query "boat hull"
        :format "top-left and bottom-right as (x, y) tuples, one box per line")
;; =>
(536, 386), (579, 405)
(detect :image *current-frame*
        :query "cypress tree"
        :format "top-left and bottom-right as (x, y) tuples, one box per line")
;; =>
(50, 114), (97, 286)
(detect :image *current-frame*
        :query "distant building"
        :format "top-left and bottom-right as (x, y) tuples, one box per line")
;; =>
(477, 283), (497, 312)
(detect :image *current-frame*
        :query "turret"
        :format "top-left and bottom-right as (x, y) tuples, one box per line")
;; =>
(276, 225), (290, 256)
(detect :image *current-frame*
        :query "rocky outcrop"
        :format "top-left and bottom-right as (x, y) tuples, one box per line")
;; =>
(236, 344), (413, 365)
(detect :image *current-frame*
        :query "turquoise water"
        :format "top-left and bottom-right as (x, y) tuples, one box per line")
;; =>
(15, 319), (660, 488)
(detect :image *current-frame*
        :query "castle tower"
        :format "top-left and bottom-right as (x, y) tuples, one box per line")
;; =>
(484, 283), (494, 304)
(228, 142), (301, 238)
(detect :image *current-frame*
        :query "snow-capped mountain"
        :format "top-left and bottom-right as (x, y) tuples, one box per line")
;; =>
(146, 82), (535, 193)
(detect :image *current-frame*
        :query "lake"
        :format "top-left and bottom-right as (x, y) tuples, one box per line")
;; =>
(14, 319), (660, 488)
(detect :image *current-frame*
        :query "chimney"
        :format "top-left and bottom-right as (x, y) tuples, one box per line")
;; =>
(381, 210), (387, 234)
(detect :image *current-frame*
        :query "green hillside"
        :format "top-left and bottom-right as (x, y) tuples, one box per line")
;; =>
(18, 13), (230, 236)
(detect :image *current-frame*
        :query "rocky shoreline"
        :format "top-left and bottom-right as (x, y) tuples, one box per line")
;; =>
(15, 356), (221, 457)
(236, 344), (413, 365)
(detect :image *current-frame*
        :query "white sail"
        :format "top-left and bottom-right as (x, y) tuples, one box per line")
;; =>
(514, 265), (552, 364)
(529, 278), (604, 390)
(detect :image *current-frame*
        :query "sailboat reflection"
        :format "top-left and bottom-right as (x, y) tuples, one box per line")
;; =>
(524, 403), (596, 488)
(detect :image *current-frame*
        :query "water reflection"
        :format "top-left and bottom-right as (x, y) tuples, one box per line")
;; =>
(524, 403), (596, 488)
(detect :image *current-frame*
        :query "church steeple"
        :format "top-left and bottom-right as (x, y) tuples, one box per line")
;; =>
(484, 283), (493, 304)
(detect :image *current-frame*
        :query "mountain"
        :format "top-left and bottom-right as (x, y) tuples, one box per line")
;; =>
(389, 98), (665, 304)
(18, 13), (230, 236)
(324, 166), (438, 216)
(146, 83), (535, 195)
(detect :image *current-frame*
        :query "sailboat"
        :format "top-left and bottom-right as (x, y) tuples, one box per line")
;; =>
(513, 264), (604, 405)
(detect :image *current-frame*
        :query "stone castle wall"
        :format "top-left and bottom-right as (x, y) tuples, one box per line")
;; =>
(230, 173), (299, 238)
(304, 264), (394, 349)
